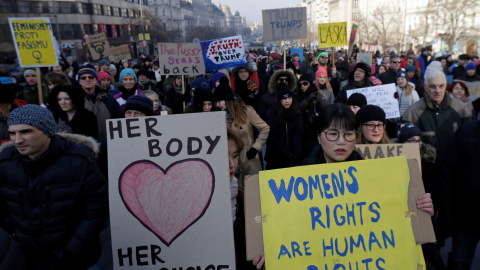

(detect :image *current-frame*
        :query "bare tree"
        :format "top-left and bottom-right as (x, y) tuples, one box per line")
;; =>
(369, 7), (399, 51)
(355, 12), (378, 48)
(435, 0), (479, 52)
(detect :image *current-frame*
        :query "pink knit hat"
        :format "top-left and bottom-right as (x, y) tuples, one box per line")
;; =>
(98, 70), (111, 82)
(315, 67), (328, 80)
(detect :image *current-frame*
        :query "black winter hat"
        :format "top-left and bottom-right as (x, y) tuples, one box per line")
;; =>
(396, 122), (422, 143)
(347, 93), (367, 108)
(276, 82), (292, 101)
(193, 88), (213, 107)
(212, 77), (234, 102)
(356, 105), (386, 124)
(124, 95), (153, 116)
(298, 74), (314, 84)
(136, 69), (149, 77)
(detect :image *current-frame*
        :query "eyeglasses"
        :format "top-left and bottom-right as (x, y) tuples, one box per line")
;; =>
(406, 139), (422, 144)
(278, 78), (289, 83)
(319, 56), (328, 59)
(322, 129), (357, 142)
(300, 81), (309, 86)
(391, 61), (401, 64)
(363, 123), (386, 130)
(79, 76), (95, 81)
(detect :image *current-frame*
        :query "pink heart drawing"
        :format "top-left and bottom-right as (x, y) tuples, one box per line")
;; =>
(119, 159), (215, 247)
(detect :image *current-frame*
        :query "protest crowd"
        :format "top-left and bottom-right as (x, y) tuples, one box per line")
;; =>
(1, 17), (480, 270)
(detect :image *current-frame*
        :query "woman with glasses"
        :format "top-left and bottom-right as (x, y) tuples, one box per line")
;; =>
(303, 103), (363, 164)
(355, 105), (390, 144)
(336, 62), (373, 104)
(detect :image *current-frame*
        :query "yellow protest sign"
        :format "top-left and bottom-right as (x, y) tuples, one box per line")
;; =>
(318, 22), (348, 48)
(9, 17), (58, 67)
(259, 157), (421, 270)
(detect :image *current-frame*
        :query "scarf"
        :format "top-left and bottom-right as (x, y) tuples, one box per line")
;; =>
(353, 80), (366, 88)
(231, 177), (239, 223)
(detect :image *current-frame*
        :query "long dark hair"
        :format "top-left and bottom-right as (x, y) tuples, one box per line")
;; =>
(48, 85), (85, 120)
(275, 99), (299, 124)
(313, 103), (357, 134)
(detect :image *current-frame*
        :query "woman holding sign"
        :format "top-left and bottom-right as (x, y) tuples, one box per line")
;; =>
(213, 77), (270, 180)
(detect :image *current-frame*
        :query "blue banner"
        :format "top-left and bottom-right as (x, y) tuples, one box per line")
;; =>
(200, 35), (246, 71)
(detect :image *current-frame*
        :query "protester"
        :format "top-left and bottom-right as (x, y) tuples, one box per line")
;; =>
(114, 68), (144, 111)
(446, 81), (475, 119)
(229, 65), (262, 109)
(346, 92), (367, 114)
(18, 69), (48, 105)
(356, 105), (390, 144)
(395, 69), (420, 117)
(142, 90), (170, 115)
(210, 72), (229, 92)
(452, 54), (471, 79)
(0, 105), (108, 269)
(315, 67), (335, 104)
(165, 75), (191, 114)
(265, 83), (303, 169)
(336, 62), (372, 104)
(213, 77), (269, 181)
(405, 65), (425, 98)
(258, 69), (296, 120)
(98, 70), (115, 93)
(316, 52), (341, 96)
(0, 85), (15, 144)
(378, 54), (401, 85)
(457, 62), (480, 82)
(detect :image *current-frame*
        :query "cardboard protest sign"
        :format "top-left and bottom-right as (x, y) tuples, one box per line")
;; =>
(347, 83), (400, 119)
(262, 7), (307, 42)
(259, 157), (421, 269)
(107, 112), (236, 269)
(111, 45), (131, 63)
(157, 43), (205, 75)
(85, 32), (111, 60)
(318, 22), (348, 48)
(8, 17), (58, 67)
(200, 36), (246, 71)
(357, 53), (372, 66)
(290, 48), (304, 62)
(348, 24), (358, 58)
(457, 80), (480, 101)
(244, 175), (264, 260)
(355, 143), (421, 172)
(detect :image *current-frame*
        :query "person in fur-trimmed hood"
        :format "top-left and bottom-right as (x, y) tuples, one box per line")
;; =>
(0, 105), (108, 270)
(257, 69), (297, 120)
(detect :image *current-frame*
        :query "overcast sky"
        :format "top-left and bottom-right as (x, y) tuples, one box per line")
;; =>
(211, 0), (304, 23)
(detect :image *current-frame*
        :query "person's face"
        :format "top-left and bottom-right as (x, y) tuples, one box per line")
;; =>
(317, 125), (356, 163)
(440, 59), (447, 68)
(47, 82), (57, 90)
(467, 69), (476, 76)
(215, 80), (221, 88)
(451, 84), (466, 99)
(122, 74), (136, 89)
(319, 55), (328, 65)
(203, 101), (212, 112)
(25, 73), (37, 86)
(317, 75), (327, 85)
(391, 58), (401, 71)
(425, 76), (446, 104)
(459, 59), (467, 66)
(125, 110), (146, 118)
(57, 91), (75, 112)
(123, 62), (130, 68)
(228, 138), (240, 182)
(101, 64), (109, 72)
(406, 135), (423, 150)
(79, 74), (97, 90)
(281, 97), (292, 109)
(94, 64), (100, 72)
(238, 69), (249, 81)
(382, 57), (390, 68)
(349, 105), (361, 114)
(138, 74), (148, 83)
(354, 68), (365, 82)
(378, 66), (386, 74)
(100, 78), (111, 88)
(110, 69), (117, 76)
(277, 76), (290, 85)
(397, 77), (407, 87)
(293, 55), (300, 62)
(407, 71), (415, 79)
(299, 81), (310, 92)
(52, 66), (63, 74)
(145, 94), (160, 111)
(361, 121), (385, 143)
(8, 124), (51, 160)
(407, 59), (414, 66)
(216, 100), (226, 111)
(311, 58), (318, 65)
(175, 77), (182, 86)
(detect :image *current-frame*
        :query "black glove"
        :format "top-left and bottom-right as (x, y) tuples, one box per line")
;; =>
(246, 147), (258, 160)
(306, 92), (316, 102)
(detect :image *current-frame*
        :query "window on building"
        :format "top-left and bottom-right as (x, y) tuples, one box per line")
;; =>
(353, 0), (358, 7)
(113, 7), (120, 16)
(77, 3), (90, 14)
(0, 2), (13, 13)
(103, 6), (111, 16)
(59, 24), (75, 39)
(0, 25), (12, 41)
(28, 2), (42, 13)
(121, 8), (128, 17)
(93, 4), (102, 15)
(60, 2), (73, 13)
(17, 2), (30, 13)
(353, 13), (358, 19)
(128, 9), (134, 18)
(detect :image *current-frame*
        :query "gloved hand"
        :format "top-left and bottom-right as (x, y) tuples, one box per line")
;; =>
(246, 147), (258, 160)
(307, 92), (316, 102)
(247, 80), (257, 93)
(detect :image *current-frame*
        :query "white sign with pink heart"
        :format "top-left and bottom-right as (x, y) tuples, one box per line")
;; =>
(107, 112), (236, 269)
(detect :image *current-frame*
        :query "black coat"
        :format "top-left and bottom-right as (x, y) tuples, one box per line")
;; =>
(265, 106), (303, 169)
(165, 86), (191, 114)
(378, 68), (397, 85)
(0, 134), (108, 269)
(0, 227), (25, 270)
(335, 80), (374, 104)
(65, 109), (98, 139)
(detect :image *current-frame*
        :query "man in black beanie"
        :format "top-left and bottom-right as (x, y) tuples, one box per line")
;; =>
(346, 93), (367, 114)
(124, 95), (154, 118)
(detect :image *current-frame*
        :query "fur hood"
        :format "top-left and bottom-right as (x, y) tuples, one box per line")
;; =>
(422, 143), (436, 163)
(0, 132), (99, 157)
(268, 70), (297, 94)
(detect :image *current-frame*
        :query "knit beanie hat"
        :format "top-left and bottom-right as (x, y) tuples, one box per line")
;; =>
(396, 69), (407, 80)
(124, 95), (153, 116)
(298, 73), (314, 84)
(405, 65), (416, 73)
(270, 52), (280, 60)
(191, 76), (210, 90)
(193, 88), (213, 107)
(99, 59), (110, 67)
(78, 64), (98, 80)
(356, 105), (386, 124)
(210, 72), (228, 90)
(120, 68), (137, 82)
(466, 62), (476, 71)
(98, 70), (111, 82)
(273, 62), (284, 71)
(276, 82), (292, 101)
(212, 77), (234, 102)
(7, 104), (56, 137)
(316, 66), (328, 80)
(347, 93), (367, 108)
(369, 76), (382, 86)
(396, 122), (422, 143)
(317, 52), (328, 61)
(23, 69), (36, 78)
(110, 64), (117, 71)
